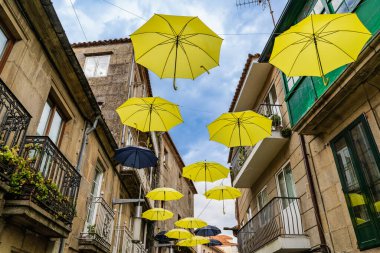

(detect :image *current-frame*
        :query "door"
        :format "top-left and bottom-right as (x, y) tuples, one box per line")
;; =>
(257, 187), (270, 227)
(84, 166), (103, 233)
(331, 115), (380, 249)
(276, 164), (303, 234)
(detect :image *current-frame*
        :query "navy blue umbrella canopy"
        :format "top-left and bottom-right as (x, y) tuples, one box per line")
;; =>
(194, 225), (221, 237)
(207, 239), (223, 247)
(114, 145), (158, 169)
(154, 231), (175, 243)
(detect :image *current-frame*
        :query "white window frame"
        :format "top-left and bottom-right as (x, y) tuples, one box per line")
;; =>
(275, 162), (297, 198)
(84, 54), (111, 78)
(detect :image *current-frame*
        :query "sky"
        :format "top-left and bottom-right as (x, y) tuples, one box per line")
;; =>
(54, 0), (287, 239)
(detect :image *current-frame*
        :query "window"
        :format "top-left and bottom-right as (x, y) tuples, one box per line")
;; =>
(311, 0), (327, 14)
(85, 165), (103, 232)
(331, 115), (380, 249)
(163, 149), (168, 166)
(257, 187), (269, 226)
(277, 164), (296, 199)
(37, 100), (65, 145)
(261, 85), (282, 127)
(84, 54), (111, 77)
(0, 25), (13, 72)
(286, 76), (300, 92)
(328, 0), (359, 13)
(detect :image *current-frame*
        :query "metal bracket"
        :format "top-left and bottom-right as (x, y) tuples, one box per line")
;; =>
(112, 198), (145, 205)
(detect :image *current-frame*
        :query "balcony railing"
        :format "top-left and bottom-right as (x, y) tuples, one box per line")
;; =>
(230, 146), (252, 182)
(0, 79), (31, 149)
(80, 196), (115, 252)
(113, 225), (133, 253)
(237, 197), (304, 253)
(18, 136), (81, 223)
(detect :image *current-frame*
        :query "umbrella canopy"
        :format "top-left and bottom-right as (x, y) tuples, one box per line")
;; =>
(154, 231), (175, 243)
(146, 187), (184, 201)
(207, 110), (272, 147)
(207, 239), (223, 247)
(116, 97), (183, 132)
(195, 225), (221, 237)
(269, 13), (371, 85)
(166, 228), (193, 239)
(176, 236), (210, 247)
(182, 162), (229, 182)
(130, 14), (223, 90)
(204, 185), (241, 200)
(142, 208), (173, 221)
(114, 145), (158, 169)
(175, 217), (207, 229)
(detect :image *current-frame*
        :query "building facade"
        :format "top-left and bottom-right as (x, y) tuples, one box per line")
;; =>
(231, 1), (380, 253)
(0, 1), (195, 253)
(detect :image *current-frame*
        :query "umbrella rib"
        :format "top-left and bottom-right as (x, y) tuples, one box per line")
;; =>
(269, 37), (311, 62)
(240, 123), (255, 146)
(132, 31), (174, 39)
(317, 37), (356, 61)
(135, 38), (175, 61)
(160, 42), (176, 78)
(209, 122), (237, 140)
(319, 30), (371, 37)
(180, 40), (219, 65)
(178, 17), (198, 36)
(316, 13), (352, 34)
(179, 41), (195, 79)
(181, 33), (222, 40)
(120, 107), (150, 124)
(228, 123), (239, 147)
(151, 106), (173, 131)
(151, 106), (183, 122)
(241, 121), (272, 135)
(287, 40), (314, 76)
(156, 14), (178, 35)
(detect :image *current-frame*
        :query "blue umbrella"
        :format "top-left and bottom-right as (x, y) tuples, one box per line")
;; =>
(114, 145), (158, 169)
(207, 239), (222, 247)
(154, 231), (175, 243)
(194, 225), (221, 236)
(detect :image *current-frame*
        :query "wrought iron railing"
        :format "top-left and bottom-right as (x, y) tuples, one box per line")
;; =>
(0, 79), (31, 149)
(114, 225), (134, 253)
(230, 146), (253, 182)
(20, 136), (81, 223)
(237, 197), (304, 253)
(80, 196), (115, 251)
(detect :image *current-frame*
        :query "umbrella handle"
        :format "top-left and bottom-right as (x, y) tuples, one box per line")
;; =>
(322, 75), (329, 86)
(173, 78), (178, 90)
(200, 65), (210, 74)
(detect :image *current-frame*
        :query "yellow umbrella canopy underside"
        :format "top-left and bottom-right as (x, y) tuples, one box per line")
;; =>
(177, 236), (210, 247)
(142, 208), (173, 221)
(208, 110), (272, 147)
(130, 14), (223, 83)
(182, 161), (229, 182)
(116, 97), (183, 132)
(165, 228), (193, 239)
(175, 217), (207, 229)
(146, 187), (184, 201)
(204, 185), (241, 200)
(270, 13), (371, 79)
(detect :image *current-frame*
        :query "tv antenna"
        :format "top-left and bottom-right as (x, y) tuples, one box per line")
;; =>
(236, 0), (276, 26)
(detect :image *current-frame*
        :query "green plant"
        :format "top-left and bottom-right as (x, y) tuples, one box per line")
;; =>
(87, 224), (96, 233)
(271, 114), (281, 127)
(280, 128), (292, 138)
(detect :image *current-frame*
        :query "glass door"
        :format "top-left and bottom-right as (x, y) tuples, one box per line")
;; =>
(331, 115), (380, 249)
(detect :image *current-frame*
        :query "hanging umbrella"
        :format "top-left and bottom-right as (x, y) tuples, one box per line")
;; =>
(176, 236), (210, 247)
(207, 239), (223, 247)
(142, 208), (173, 221)
(154, 231), (175, 243)
(146, 187), (183, 209)
(195, 225), (221, 237)
(269, 13), (371, 85)
(114, 145), (158, 169)
(204, 185), (241, 214)
(166, 228), (193, 239)
(175, 217), (208, 229)
(116, 97), (183, 132)
(130, 14), (223, 90)
(183, 161), (229, 191)
(207, 110), (272, 147)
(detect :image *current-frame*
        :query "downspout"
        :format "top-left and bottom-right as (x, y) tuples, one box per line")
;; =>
(299, 135), (328, 252)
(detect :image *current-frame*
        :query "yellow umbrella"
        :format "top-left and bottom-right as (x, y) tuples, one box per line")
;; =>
(176, 236), (210, 247)
(166, 228), (193, 239)
(175, 217), (207, 229)
(116, 97), (183, 132)
(130, 14), (223, 90)
(146, 187), (183, 201)
(270, 13), (371, 85)
(349, 193), (365, 207)
(204, 185), (241, 214)
(183, 161), (229, 191)
(207, 110), (272, 147)
(142, 208), (173, 221)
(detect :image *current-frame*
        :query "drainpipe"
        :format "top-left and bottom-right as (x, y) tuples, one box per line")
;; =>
(299, 135), (328, 251)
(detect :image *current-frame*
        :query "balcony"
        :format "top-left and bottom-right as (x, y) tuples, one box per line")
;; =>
(237, 197), (310, 253)
(2, 136), (81, 237)
(79, 196), (115, 253)
(231, 105), (288, 188)
(113, 225), (142, 253)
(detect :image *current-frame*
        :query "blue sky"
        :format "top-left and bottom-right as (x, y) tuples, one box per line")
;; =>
(54, 0), (287, 238)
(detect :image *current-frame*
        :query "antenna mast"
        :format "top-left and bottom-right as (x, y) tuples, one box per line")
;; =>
(236, 0), (276, 26)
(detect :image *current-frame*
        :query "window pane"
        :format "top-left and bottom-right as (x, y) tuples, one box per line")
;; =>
(350, 123), (380, 217)
(95, 55), (111, 77)
(284, 166), (296, 198)
(278, 171), (288, 197)
(334, 137), (371, 224)
(84, 57), (96, 77)
(0, 28), (7, 58)
(37, 102), (52, 135)
(48, 110), (63, 144)
(312, 0), (325, 14)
